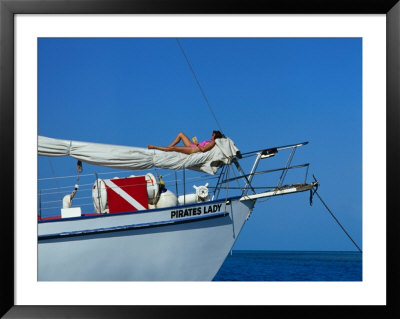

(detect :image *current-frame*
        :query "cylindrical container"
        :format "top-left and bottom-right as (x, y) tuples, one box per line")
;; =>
(177, 193), (197, 205)
(92, 179), (108, 214)
(145, 173), (159, 204)
(156, 190), (178, 208)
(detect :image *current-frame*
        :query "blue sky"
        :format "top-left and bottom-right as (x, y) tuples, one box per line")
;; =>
(38, 38), (362, 251)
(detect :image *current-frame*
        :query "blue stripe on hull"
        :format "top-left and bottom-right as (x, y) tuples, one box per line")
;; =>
(38, 211), (227, 241)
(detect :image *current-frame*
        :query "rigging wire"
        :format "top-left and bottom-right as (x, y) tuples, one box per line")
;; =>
(314, 190), (362, 253)
(38, 170), (137, 181)
(47, 158), (62, 200)
(176, 38), (224, 133)
(41, 196), (93, 204)
(230, 164), (245, 191)
(39, 173), (219, 196)
(40, 202), (95, 211)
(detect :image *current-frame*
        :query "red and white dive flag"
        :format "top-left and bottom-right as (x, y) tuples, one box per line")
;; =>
(104, 176), (148, 213)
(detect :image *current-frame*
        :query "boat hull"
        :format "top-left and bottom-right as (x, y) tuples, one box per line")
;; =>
(38, 197), (255, 281)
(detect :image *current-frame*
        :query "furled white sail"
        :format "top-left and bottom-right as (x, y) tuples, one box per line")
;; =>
(38, 136), (240, 175)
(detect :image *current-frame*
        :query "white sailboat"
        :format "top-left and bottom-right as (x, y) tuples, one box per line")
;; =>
(37, 136), (317, 281)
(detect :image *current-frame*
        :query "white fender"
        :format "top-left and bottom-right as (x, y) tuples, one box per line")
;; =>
(92, 179), (108, 214)
(145, 173), (159, 205)
(156, 190), (178, 208)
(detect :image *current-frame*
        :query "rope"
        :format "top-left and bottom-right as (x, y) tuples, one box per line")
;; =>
(175, 171), (178, 197)
(230, 165), (244, 190)
(314, 190), (362, 253)
(213, 165), (226, 199)
(176, 38), (224, 133)
(224, 165), (230, 212)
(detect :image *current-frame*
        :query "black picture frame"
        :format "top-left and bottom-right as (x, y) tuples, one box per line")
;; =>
(1, 0), (399, 318)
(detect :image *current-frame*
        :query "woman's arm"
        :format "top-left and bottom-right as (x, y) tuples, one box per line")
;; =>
(197, 141), (216, 152)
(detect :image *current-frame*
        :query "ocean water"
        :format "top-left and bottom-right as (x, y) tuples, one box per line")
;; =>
(213, 250), (362, 281)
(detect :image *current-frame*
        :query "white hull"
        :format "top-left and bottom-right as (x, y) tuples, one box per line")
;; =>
(38, 197), (255, 281)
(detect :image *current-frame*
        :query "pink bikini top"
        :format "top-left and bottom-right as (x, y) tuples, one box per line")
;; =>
(190, 140), (211, 147)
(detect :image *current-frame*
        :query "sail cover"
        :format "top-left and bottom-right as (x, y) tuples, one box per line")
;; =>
(38, 136), (240, 175)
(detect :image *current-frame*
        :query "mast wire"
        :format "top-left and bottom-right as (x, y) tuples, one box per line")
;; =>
(314, 190), (362, 253)
(47, 158), (62, 200)
(176, 38), (224, 133)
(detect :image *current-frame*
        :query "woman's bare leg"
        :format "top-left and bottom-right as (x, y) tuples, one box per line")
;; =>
(147, 144), (199, 155)
(168, 146), (199, 154)
(148, 145), (170, 151)
(168, 132), (192, 147)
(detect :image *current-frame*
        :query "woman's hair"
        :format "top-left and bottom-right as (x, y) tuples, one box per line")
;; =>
(213, 130), (224, 139)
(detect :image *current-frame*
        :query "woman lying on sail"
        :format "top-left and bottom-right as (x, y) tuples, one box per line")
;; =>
(148, 130), (224, 155)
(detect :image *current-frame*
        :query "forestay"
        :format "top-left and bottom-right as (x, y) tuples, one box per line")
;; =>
(38, 136), (240, 175)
